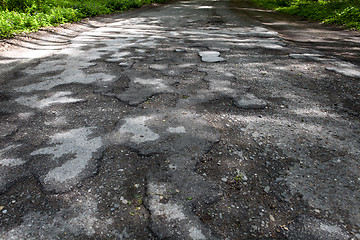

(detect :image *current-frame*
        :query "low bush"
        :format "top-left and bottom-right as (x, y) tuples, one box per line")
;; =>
(0, 0), (165, 38)
(251, 0), (360, 31)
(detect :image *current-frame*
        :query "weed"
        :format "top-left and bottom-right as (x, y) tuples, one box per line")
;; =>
(135, 195), (143, 205)
(251, 0), (360, 31)
(234, 175), (242, 181)
(0, 0), (165, 38)
(234, 169), (243, 181)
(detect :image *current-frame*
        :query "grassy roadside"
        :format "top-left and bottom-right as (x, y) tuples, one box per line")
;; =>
(251, 0), (360, 31)
(0, 0), (165, 39)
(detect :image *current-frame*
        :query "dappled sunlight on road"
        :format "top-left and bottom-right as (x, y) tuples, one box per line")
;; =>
(0, 0), (359, 238)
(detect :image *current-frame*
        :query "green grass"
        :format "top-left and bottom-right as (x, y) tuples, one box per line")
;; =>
(0, 0), (164, 38)
(251, 0), (360, 31)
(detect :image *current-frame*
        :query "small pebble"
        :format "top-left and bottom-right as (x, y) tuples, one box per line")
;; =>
(120, 197), (128, 205)
(242, 174), (248, 181)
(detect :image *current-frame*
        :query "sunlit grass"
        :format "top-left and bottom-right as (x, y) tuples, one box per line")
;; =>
(251, 0), (360, 31)
(0, 0), (164, 38)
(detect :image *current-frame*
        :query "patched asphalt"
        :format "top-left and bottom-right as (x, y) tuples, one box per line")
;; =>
(0, 0), (360, 239)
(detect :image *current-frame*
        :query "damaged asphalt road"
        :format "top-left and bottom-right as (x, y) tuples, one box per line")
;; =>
(0, 0), (360, 239)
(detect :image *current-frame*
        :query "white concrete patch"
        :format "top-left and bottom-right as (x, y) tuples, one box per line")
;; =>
(292, 106), (338, 118)
(16, 55), (115, 92)
(119, 116), (159, 143)
(209, 46), (231, 52)
(233, 39), (284, 50)
(199, 51), (225, 62)
(0, 145), (25, 167)
(235, 94), (267, 109)
(31, 127), (102, 188)
(119, 62), (131, 67)
(189, 226), (206, 240)
(134, 77), (169, 90)
(137, 40), (157, 48)
(258, 41), (285, 50)
(326, 61), (360, 78)
(289, 53), (325, 61)
(148, 182), (186, 221)
(234, 29), (279, 38)
(44, 116), (68, 126)
(252, 26), (279, 37)
(320, 223), (344, 234)
(147, 35), (165, 40)
(150, 201), (187, 221)
(16, 92), (84, 109)
(208, 79), (235, 95)
(11, 16), (164, 93)
(117, 76), (174, 105)
(17, 112), (35, 119)
(106, 51), (132, 62)
(2, 197), (110, 239)
(0, 123), (18, 138)
(149, 64), (169, 71)
(148, 182), (168, 195)
(290, 53), (360, 78)
(170, 32), (181, 37)
(0, 158), (25, 167)
(167, 126), (186, 133)
(15, 35), (137, 92)
(135, 49), (147, 53)
(23, 60), (65, 74)
(195, 6), (214, 9)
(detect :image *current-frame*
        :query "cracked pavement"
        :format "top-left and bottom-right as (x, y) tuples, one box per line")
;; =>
(0, 0), (360, 239)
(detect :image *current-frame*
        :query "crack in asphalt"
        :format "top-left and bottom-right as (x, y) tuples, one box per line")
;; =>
(0, 0), (359, 239)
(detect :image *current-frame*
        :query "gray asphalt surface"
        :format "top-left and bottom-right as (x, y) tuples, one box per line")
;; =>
(0, 0), (360, 239)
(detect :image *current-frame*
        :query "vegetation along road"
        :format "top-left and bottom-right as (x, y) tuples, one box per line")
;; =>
(0, 0), (360, 239)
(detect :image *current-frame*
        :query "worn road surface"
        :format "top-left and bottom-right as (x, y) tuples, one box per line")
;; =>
(1, 0), (360, 239)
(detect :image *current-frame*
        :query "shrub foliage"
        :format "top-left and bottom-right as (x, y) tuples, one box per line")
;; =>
(0, 0), (164, 38)
(251, 0), (360, 30)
